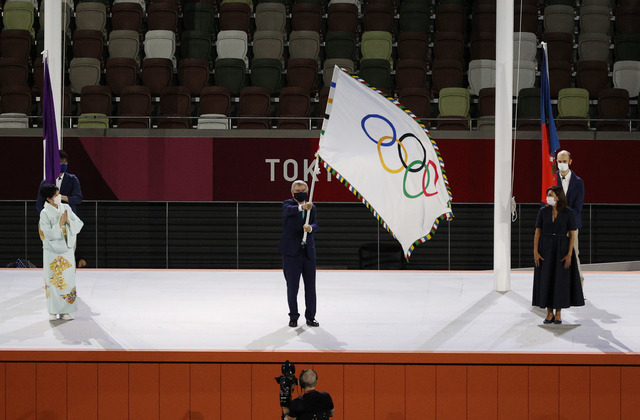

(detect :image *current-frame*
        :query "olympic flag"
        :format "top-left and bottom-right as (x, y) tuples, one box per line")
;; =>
(318, 68), (453, 259)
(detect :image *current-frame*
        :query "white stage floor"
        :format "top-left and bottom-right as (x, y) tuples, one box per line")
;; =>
(0, 269), (638, 353)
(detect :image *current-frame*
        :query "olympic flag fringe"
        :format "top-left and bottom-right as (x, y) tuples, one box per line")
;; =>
(318, 67), (453, 259)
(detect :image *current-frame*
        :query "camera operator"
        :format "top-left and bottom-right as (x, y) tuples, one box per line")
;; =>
(282, 369), (334, 420)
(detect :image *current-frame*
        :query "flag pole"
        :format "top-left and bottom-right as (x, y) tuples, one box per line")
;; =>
(302, 153), (320, 244)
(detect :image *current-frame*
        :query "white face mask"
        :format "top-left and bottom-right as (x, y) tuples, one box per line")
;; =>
(546, 196), (556, 206)
(558, 162), (569, 172)
(53, 195), (62, 207)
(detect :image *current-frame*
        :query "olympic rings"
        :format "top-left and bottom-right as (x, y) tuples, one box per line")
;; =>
(362, 114), (396, 147)
(361, 113), (439, 199)
(378, 135), (407, 174)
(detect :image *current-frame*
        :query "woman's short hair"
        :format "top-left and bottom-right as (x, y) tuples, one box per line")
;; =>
(547, 185), (568, 213)
(39, 184), (59, 200)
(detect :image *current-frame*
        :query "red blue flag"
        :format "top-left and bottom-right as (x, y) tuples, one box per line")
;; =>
(43, 57), (60, 184)
(540, 44), (560, 202)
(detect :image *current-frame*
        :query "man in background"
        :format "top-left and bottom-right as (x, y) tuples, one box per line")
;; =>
(557, 150), (585, 285)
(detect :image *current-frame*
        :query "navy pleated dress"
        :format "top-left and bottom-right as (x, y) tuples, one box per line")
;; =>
(532, 206), (585, 309)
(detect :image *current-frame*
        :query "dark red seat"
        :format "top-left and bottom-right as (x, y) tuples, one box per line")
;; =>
(238, 86), (271, 129)
(431, 59), (464, 96)
(398, 31), (429, 61)
(80, 85), (112, 115)
(397, 87), (431, 121)
(219, 2), (251, 34)
(141, 58), (174, 96)
(158, 86), (192, 129)
(178, 58), (210, 96)
(106, 58), (139, 96)
(576, 60), (610, 99)
(327, 2), (359, 33)
(395, 59), (429, 91)
(291, 3), (323, 34)
(278, 86), (311, 130)
(111, 2), (144, 32)
(363, 2), (395, 33)
(0, 85), (32, 114)
(286, 58), (319, 94)
(147, 1), (179, 32)
(597, 88), (630, 131)
(199, 86), (231, 116)
(433, 31), (465, 61)
(118, 85), (152, 129)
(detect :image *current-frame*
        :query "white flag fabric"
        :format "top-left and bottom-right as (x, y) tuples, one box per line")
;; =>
(318, 68), (453, 259)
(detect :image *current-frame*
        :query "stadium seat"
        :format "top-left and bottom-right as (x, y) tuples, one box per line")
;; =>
(544, 5), (576, 34)
(556, 87), (590, 131)
(323, 58), (355, 87)
(106, 58), (139, 96)
(363, 2), (394, 33)
(513, 60), (537, 96)
(141, 58), (174, 96)
(577, 33), (611, 62)
(361, 31), (393, 66)
(0, 29), (32, 61)
(238, 86), (271, 129)
(397, 87), (431, 121)
(72, 29), (105, 61)
(437, 87), (470, 130)
(612, 60), (640, 98)
(431, 59), (465, 95)
(579, 5), (611, 34)
(178, 58), (211, 96)
(255, 2), (287, 33)
(109, 30), (141, 64)
(250, 58), (283, 95)
(399, 2), (430, 33)
(468, 59), (496, 96)
(110, 2), (144, 32)
(470, 32), (496, 60)
(597, 88), (630, 131)
(182, 2), (216, 33)
(118, 85), (152, 129)
(576, 60), (610, 99)
(286, 58), (319, 94)
(214, 58), (247, 95)
(0, 85), (32, 115)
(394, 59), (428, 91)
(75, 2), (107, 35)
(252, 30), (285, 61)
(433, 32), (464, 61)
(291, 3), (323, 33)
(513, 32), (538, 62)
(324, 31), (357, 61)
(278, 86), (312, 129)
(216, 30), (249, 64)
(327, 2), (359, 33)
(180, 30), (214, 61)
(516, 87), (541, 131)
(69, 57), (101, 94)
(288, 31), (321, 61)
(219, 2), (252, 34)
(158, 86), (192, 129)
(541, 32), (574, 62)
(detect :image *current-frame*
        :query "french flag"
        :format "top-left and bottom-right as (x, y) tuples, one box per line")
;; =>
(43, 56), (60, 184)
(540, 43), (560, 202)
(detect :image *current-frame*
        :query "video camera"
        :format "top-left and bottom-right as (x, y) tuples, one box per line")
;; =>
(275, 360), (298, 408)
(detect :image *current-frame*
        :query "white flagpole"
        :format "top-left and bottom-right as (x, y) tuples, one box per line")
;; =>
(302, 153), (320, 244)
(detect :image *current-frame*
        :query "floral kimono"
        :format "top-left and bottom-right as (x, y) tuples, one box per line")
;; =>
(39, 202), (84, 315)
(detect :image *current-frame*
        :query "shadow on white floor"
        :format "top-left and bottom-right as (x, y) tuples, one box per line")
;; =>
(0, 268), (638, 353)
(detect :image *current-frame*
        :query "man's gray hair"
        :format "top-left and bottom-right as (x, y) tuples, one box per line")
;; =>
(291, 180), (308, 192)
(557, 150), (572, 159)
(300, 369), (318, 388)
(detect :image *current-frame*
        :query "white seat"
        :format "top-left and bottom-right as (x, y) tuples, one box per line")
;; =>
(513, 59), (537, 96)
(144, 30), (176, 68)
(513, 32), (538, 62)
(197, 114), (230, 129)
(0, 112), (29, 128)
(613, 60), (640, 98)
(467, 59), (496, 96)
(216, 30), (248, 65)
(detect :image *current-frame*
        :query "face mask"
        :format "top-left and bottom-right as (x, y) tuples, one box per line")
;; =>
(53, 195), (62, 207)
(60, 164), (68, 173)
(546, 196), (556, 206)
(557, 162), (569, 172)
(294, 192), (308, 202)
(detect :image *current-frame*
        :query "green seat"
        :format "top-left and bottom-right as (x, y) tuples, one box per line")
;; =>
(250, 57), (283, 94)
(2, 2), (35, 38)
(361, 31), (393, 67)
(614, 34), (640, 62)
(516, 87), (541, 130)
(359, 58), (391, 93)
(556, 88), (590, 131)
(77, 113), (110, 129)
(180, 30), (213, 61)
(399, 2), (431, 32)
(214, 58), (247, 95)
(182, 2), (217, 33)
(324, 31), (357, 61)
(437, 87), (470, 130)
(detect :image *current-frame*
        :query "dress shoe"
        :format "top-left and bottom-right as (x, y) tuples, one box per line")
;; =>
(543, 316), (555, 324)
(288, 320), (297, 328)
(306, 319), (319, 327)
(554, 319), (562, 325)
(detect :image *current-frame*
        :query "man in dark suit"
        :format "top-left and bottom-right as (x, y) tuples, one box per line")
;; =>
(278, 180), (320, 328)
(36, 150), (83, 214)
(557, 150), (585, 284)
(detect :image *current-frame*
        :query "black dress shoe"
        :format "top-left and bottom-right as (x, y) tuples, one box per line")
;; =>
(288, 320), (297, 327)
(554, 319), (562, 325)
(543, 316), (555, 324)
(306, 319), (319, 327)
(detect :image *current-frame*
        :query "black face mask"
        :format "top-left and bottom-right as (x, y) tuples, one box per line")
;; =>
(294, 192), (308, 202)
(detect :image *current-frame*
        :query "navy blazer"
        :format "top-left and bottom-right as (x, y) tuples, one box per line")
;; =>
(277, 198), (319, 258)
(36, 173), (83, 214)
(557, 171), (584, 229)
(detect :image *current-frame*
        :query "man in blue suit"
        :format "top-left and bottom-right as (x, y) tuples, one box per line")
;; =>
(278, 180), (320, 328)
(557, 150), (585, 284)
(36, 150), (83, 214)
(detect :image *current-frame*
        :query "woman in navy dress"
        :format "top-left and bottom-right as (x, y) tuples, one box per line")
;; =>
(533, 186), (585, 324)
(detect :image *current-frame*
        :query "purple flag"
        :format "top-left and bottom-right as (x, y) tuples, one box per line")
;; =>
(43, 57), (60, 184)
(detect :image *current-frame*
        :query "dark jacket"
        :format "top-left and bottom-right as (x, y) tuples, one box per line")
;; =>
(36, 173), (83, 214)
(278, 198), (319, 259)
(557, 171), (584, 229)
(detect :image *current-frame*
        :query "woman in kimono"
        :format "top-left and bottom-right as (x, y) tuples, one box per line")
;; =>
(533, 186), (584, 324)
(39, 184), (84, 320)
